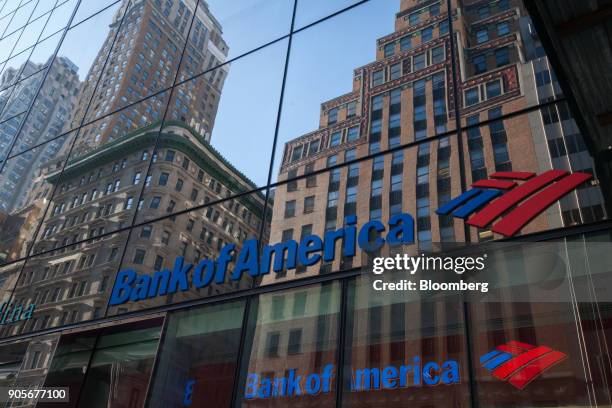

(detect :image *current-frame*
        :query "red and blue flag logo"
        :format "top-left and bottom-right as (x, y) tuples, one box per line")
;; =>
(480, 341), (567, 389)
(435, 170), (592, 237)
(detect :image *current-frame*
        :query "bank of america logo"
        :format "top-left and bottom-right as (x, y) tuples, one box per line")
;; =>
(480, 341), (567, 389)
(435, 170), (592, 237)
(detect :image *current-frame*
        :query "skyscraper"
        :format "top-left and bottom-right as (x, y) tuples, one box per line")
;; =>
(269, 0), (607, 281)
(0, 56), (80, 213)
(69, 0), (229, 156)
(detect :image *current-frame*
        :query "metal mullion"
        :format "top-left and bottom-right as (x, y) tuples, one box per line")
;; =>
(142, 313), (169, 407)
(334, 277), (350, 407)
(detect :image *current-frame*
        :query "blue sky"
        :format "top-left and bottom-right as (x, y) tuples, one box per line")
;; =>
(4, 0), (401, 186)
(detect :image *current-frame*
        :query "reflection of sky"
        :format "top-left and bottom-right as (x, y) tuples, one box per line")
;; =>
(4, 0), (398, 185)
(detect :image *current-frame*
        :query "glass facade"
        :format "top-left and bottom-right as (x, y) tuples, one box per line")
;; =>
(0, 0), (608, 406)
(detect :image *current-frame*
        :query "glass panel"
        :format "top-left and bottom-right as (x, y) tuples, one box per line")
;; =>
(28, 92), (170, 243)
(341, 273), (469, 406)
(106, 190), (267, 316)
(236, 282), (341, 406)
(460, 105), (608, 241)
(135, 39), (286, 224)
(7, 56), (80, 157)
(0, 261), (22, 306)
(77, 321), (162, 408)
(71, 0), (119, 28)
(0, 131), (77, 266)
(274, 0), (456, 183)
(46, 0), (125, 133)
(81, 0), (197, 121)
(148, 300), (246, 407)
(177, 0), (292, 76)
(6, 333), (60, 406)
(7, 228), (129, 337)
(0, 340), (27, 387)
(294, 0), (364, 30)
(40, 319), (162, 408)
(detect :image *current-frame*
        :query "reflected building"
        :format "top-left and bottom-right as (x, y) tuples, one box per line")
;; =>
(270, 0), (607, 281)
(6, 122), (266, 338)
(0, 57), (80, 213)
(69, 0), (229, 156)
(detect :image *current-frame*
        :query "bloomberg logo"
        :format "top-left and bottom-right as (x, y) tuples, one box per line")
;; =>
(436, 170), (592, 237)
(109, 214), (415, 305)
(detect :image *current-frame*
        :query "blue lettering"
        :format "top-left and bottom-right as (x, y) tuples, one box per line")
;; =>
(357, 220), (386, 252)
(298, 235), (322, 266)
(168, 257), (192, 294)
(387, 213), (415, 246)
(232, 239), (259, 280)
(382, 366), (398, 389)
(245, 373), (258, 399)
(193, 259), (215, 288)
(109, 269), (136, 305)
(423, 362), (440, 385)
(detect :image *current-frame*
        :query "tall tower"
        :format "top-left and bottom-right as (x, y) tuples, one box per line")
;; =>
(0, 57), (80, 213)
(268, 0), (606, 282)
(70, 0), (229, 156)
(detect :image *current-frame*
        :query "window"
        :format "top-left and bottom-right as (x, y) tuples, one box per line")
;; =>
(495, 47), (509, 66)
(465, 88), (479, 106)
(439, 20), (449, 35)
(124, 197), (134, 210)
(154, 255), (163, 271)
(347, 101), (356, 117)
(535, 70), (551, 87)
(165, 150), (175, 162)
(429, 3), (440, 16)
(372, 69), (384, 87)
(421, 26), (433, 42)
(190, 188), (199, 201)
(390, 62), (401, 80)
(347, 126), (359, 142)
(140, 225), (152, 238)
(133, 249), (146, 264)
(265, 332), (280, 357)
(287, 169), (297, 192)
(330, 131), (342, 147)
(328, 107), (338, 125)
(432, 46), (445, 64)
(384, 43), (395, 57)
(287, 329), (302, 355)
(161, 231), (170, 245)
(284, 200), (296, 218)
(409, 12), (419, 25)
(486, 80), (502, 98)
(158, 172), (169, 186)
(175, 178), (184, 192)
(414, 53), (426, 70)
(307, 139), (320, 156)
(132, 172), (141, 185)
(291, 145), (303, 162)
(473, 55), (486, 74)
(476, 29), (488, 44)
(497, 22), (510, 36)
(304, 196), (315, 214)
(150, 196), (161, 209)
(400, 36), (411, 51)
(478, 6), (489, 19)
